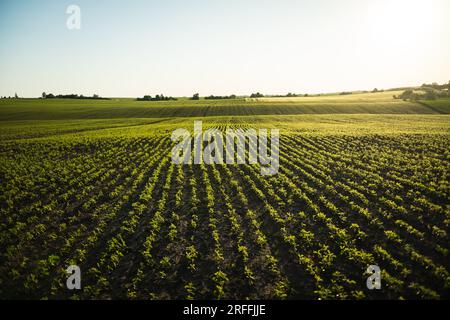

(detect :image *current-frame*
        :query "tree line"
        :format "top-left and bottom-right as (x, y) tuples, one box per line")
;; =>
(137, 94), (177, 101)
(204, 94), (237, 100)
(0, 93), (19, 99)
(41, 92), (109, 100)
(394, 81), (450, 100)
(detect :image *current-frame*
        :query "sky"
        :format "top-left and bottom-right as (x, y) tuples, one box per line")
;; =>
(0, 0), (449, 97)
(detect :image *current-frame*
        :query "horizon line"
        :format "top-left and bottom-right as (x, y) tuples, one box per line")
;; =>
(3, 81), (447, 99)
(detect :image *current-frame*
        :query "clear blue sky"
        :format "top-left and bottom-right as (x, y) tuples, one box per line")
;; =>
(1, 0), (449, 97)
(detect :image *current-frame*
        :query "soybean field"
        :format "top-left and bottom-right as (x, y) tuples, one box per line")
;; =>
(0, 96), (449, 299)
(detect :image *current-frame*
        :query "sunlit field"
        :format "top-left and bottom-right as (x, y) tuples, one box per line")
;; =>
(0, 91), (445, 121)
(1, 95), (449, 299)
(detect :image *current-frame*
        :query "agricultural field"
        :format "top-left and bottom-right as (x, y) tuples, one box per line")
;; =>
(0, 91), (447, 121)
(0, 96), (449, 300)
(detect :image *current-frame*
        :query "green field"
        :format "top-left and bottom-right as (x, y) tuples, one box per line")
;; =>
(419, 99), (450, 114)
(1, 91), (448, 121)
(0, 94), (449, 299)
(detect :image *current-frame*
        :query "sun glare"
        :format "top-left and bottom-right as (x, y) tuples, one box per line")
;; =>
(367, 0), (435, 40)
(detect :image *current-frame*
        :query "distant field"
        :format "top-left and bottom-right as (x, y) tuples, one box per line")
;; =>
(0, 92), (449, 300)
(419, 99), (450, 114)
(1, 115), (449, 141)
(1, 91), (448, 120)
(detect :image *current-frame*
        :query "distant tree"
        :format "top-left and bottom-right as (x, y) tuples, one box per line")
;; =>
(37, 93), (108, 100)
(205, 94), (237, 100)
(372, 88), (378, 92)
(398, 88), (442, 100)
(14, 93), (18, 99)
(136, 94), (177, 101)
(422, 82), (446, 90)
(424, 90), (437, 100)
(397, 89), (416, 100)
(250, 92), (264, 98)
(191, 93), (200, 100)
